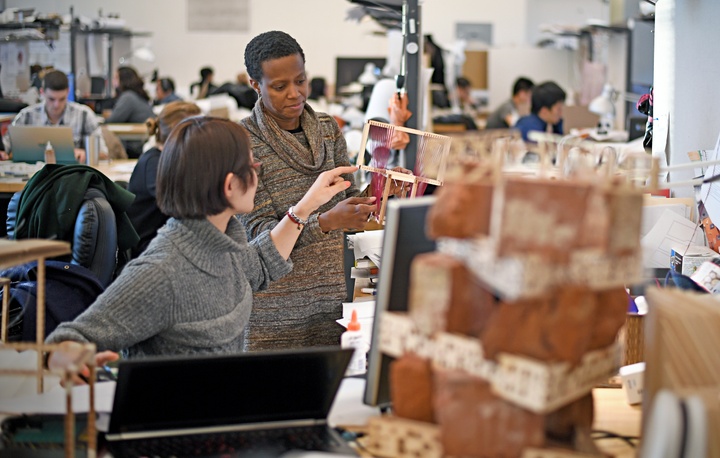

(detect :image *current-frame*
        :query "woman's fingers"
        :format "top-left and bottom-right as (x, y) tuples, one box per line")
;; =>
(96, 351), (120, 366)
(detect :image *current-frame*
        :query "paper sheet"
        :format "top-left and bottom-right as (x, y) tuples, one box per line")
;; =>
(700, 133), (720, 226)
(642, 204), (691, 237)
(327, 377), (380, 427)
(347, 230), (384, 267)
(641, 209), (706, 268)
(0, 381), (116, 416)
(342, 301), (375, 320)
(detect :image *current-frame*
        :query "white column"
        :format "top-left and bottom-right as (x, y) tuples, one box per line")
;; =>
(654, 0), (720, 197)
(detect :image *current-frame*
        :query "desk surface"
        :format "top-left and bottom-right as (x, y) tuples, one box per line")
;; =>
(593, 387), (642, 456)
(333, 378), (641, 457)
(104, 123), (149, 142)
(0, 159), (138, 194)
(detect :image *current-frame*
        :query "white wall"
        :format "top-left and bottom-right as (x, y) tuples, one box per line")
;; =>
(15, 0), (613, 95)
(526, 0), (609, 46)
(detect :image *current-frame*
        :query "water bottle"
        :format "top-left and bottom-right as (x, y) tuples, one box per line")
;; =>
(84, 132), (100, 166)
(44, 141), (56, 164)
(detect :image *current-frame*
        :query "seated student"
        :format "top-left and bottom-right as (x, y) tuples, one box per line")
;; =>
(0, 70), (108, 162)
(190, 66), (218, 100)
(486, 77), (534, 129)
(454, 76), (480, 115)
(153, 77), (182, 106)
(45, 116), (356, 375)
(127, 101), (201, 258)
(107, 66), (155, 158)
(514, 81), (566, 142)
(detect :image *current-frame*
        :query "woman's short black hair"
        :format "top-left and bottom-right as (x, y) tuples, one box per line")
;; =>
(157, 117), (255, 218)
(244, 31), (306, 82)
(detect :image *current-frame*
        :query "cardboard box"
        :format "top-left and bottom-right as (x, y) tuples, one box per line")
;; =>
(670, 244), (718, 276)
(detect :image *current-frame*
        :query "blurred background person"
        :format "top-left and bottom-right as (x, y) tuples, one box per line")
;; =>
(486, 76), (534, 129)
(127, 101), (201, 258)
(154, 77), (182, 106)
(514, 80), (565, 142)
(107, 66), (155, 158)
(190, 66), (217, 100)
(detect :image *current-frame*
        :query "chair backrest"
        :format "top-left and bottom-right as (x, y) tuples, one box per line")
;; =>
(7, 188), (119, 287)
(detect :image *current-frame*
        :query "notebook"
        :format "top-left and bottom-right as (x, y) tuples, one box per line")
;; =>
(104, 347), (358, 457)
(7, 125), (78, 164)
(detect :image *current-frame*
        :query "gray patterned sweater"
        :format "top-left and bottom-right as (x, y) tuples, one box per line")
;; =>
(239, 102), (360, 351)
(46, 217), (292, 357)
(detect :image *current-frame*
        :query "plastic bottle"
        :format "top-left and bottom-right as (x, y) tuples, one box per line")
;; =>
(341, 310), (367, 376)
(44, 141), (56, 164)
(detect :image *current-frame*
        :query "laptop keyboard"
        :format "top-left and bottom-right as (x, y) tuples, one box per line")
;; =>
(107, 425), (346, 457)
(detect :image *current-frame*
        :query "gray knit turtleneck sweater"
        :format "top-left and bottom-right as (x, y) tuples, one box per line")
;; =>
(46, 217), (292, 358)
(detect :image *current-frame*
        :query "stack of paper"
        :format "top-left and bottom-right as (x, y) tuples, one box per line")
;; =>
(347, 230), (384, 268)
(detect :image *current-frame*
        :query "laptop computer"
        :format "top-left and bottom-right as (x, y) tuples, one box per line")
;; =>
(104, 347), (358, 457)
(7, 125), (78, 164)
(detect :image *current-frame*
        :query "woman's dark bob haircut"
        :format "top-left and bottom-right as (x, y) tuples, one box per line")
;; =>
(157, 116), (254, 218)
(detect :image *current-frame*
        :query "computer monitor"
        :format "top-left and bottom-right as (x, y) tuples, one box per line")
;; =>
(363, 196), (437, 409)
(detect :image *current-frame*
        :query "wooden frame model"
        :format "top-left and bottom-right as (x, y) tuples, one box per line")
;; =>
(0, 239), (98, 458)
(357, 120), (451, 224)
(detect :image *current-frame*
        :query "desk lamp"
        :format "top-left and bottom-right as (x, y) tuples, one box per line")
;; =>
(589, 83), (617, 136)
(118, 45), (156, 65)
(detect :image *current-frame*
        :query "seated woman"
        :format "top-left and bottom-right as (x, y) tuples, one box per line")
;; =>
(127, 101), (201, 258)
(46, 116), (356, 378)
(106, 66), (155, 158)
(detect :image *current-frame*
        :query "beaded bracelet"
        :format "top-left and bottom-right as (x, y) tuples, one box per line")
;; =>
(286, 206), (308, 230)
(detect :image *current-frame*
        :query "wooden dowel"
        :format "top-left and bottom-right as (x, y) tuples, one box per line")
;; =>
(36, 258), (45, 393)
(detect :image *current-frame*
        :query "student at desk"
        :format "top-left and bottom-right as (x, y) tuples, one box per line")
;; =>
(106, 66), (155, 158)
(0, 70), (108, 162)
(46, 116), (356, 377)
(514, 81), (566, 143)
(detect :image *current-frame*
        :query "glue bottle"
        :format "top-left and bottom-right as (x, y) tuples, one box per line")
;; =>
(44, 141), (56, 164)
(341, 310), (367, 376)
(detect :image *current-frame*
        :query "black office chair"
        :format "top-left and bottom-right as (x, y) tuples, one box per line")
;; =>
(7, 187), (119, 288)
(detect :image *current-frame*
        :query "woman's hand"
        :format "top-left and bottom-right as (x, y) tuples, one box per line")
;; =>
(318, 196), (377, 232)
(48, 341), (119, 386)
(294, 166), (358, 218)
(74, 148), (87, 164)
(388, 93), (412, 126)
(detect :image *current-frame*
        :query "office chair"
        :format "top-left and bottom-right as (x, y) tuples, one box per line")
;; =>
(7, 187), (119, 288)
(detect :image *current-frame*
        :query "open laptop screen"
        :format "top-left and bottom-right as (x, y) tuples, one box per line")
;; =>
(108, 347), (352, 435)
(8, 125), (77, 164)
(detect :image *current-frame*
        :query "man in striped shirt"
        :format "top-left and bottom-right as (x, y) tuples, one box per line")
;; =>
(1, 70), (107, 162)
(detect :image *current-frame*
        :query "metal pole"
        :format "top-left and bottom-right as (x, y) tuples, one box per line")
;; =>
(69, 7), (76, 100)
(403, 0), (422, 173)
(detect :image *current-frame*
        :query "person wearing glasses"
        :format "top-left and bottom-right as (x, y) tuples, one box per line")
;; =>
(46, 116), (355, 371)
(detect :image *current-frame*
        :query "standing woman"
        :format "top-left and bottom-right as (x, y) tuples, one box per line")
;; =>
(46, 116), (356, 370)
(240, 31), (378, 351)
(127, 101), (201, 258)
(107, 66), (155, 158)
